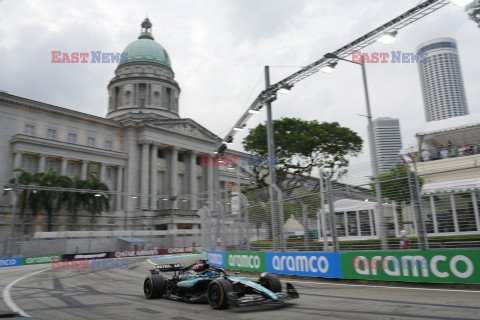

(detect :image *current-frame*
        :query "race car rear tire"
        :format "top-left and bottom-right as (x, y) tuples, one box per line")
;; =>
(207, 279), (233, 309)
(144, 274), (167, 299)
(258, 273), (282, 293)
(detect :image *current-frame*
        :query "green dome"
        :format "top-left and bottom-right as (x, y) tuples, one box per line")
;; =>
(119, 38), (171, 69)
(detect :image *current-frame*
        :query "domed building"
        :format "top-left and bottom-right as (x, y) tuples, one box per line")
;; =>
(107, 18), (180, 120)
(0, 19), (245, 253)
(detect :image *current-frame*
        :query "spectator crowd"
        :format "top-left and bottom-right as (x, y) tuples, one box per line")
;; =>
(413, 140), (480, 162)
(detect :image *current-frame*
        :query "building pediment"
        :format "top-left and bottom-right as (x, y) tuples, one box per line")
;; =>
(148, 119), (217, 141)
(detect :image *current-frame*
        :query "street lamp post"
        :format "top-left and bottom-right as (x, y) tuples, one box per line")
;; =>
(264, 65), (281, 251)
(324, 53), (388, 250)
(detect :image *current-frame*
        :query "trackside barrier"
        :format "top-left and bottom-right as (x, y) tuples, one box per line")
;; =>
(111, 246), (194, 258)
(207, 251), (225, 268)
(266, 252), (341, 278)
(21, 255), (62, 265)
(0, 257), (22, 268)
(207, 249), (480, 284)
(342, 249), (480, 284)
(226, 252), (266, 272)
(0, 246), (197, 269)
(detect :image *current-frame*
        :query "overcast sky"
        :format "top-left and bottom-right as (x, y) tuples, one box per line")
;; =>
(0, 0), (479, 185)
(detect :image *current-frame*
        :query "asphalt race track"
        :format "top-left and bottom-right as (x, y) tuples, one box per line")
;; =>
(1, 255), (480, 320)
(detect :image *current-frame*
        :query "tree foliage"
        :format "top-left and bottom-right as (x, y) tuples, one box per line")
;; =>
(242, 118), (363, 188)
(7, 169), (109, 233)
(466, 0), (480, 28)
(371, 163), (423, 204)
(85, 174), (110, 230)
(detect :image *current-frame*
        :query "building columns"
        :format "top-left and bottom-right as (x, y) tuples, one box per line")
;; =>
(61, 158), (68, 176)
(100, 163), (106, 181)
(81, 160), (88, 180)
(141, 143), (150, 209)
(207, 163), (214, 211)
(116, 166), (124, 211)
(189, 151), (198, 210)
(13, 151), (22, 170)
(38, 154), (46, 173)
(150, 144), (158, 209)
(170, 147), (178, 209)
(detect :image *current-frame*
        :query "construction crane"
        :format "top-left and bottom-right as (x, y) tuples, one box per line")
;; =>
(218, 0), (451, 153)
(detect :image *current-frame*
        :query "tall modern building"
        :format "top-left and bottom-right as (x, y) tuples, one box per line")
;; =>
(370, 117), (403, 174)
(416, 37), (468, 122)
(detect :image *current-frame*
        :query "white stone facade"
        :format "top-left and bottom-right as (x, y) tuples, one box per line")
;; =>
(0, 22), (247, 234)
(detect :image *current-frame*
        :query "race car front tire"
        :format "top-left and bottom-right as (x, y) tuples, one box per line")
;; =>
(207, 279), (233, 309)
(258, 273), (282, 293)
(144, 274), (167, 299)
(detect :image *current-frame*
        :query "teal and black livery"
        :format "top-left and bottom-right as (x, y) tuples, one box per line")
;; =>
(143, 259), (299, 309)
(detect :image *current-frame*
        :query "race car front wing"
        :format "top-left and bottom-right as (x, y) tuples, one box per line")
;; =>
(227, 282), (299, 308)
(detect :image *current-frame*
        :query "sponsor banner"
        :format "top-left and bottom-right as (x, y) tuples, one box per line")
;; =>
(0, 257), (22, 268)
(266, 252), (342, 278)
(22, 255), (62, 265)
(111, 249), (161, 258)
(207, 251), (225, 268)
(111, 246), (193, 258)
(164, 246), (194, 255)
(226, 252), (266, 272)
(63, 252), (109, 261)
(341, 250), (480, 284)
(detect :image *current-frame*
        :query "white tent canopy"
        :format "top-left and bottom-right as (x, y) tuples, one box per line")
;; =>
(415, 114), (480, 149)
(416, 114), (480, 137)
(283, 216), (304, 235)
(322, 199), (377, 213)
(421, 177), (480, 195)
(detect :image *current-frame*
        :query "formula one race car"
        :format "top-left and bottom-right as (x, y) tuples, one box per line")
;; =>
(143, 260), (299, 309)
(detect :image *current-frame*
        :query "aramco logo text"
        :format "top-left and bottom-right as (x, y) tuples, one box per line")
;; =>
(228, 254), (261, 269)
(272, 255), (329, 273)
(208, 253), (223, 266)
(352, 255), (473, 278)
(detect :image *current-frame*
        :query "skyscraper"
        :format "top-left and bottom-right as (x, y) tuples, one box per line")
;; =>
(416, 37), (468, 122)
(370, 117), (403, 174)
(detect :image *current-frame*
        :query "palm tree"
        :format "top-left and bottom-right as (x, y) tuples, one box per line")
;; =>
(7, 169), (42, 238)
(34, 169), (71, 232)
(85, 174), (110, 230)
(61, 176), (90, 231)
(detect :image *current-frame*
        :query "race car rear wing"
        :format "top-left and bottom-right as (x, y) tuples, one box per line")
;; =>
(152, 263), (185, 273)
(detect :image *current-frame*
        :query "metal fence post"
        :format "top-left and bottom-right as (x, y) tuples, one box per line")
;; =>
(326, 177), (339, 251)
(411, 160), (429, 250)
(272, 185), (285, 252)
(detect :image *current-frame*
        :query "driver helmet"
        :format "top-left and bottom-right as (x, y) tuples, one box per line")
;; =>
(206, 270), (217, 277)
(192, 263), (204, 271)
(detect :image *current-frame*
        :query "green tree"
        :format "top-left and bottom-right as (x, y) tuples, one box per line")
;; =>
(466, 0), (480, 28)
(61, 176), (90, 231)
(242, 118), (363, 188)
(33, 169), (73, 232)
(85, 174), (110, 230)
(371, 163), (423, 204)
(7, 169), (43, 237)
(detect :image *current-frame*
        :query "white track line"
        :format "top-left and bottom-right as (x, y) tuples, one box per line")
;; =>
(3, 268), (50, 317)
